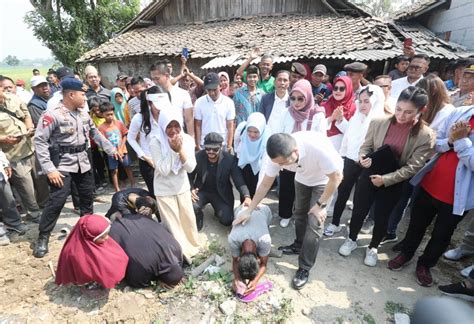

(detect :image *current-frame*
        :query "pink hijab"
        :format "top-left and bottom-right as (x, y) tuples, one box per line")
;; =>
(289, 79), (325, 133)
(218, 72), (230, 96)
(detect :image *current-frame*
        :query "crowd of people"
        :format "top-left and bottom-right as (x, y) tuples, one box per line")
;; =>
(0, 49), (473, 304)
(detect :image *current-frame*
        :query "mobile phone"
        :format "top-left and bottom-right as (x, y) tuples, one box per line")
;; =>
(182, 47), (189, 59)
(319, 88), (327, 95)
(404, 38), (413, 47)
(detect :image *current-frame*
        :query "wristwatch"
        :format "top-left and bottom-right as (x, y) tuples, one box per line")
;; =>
(317, 200), (327, 209)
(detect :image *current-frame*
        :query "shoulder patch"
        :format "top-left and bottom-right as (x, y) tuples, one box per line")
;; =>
(42, 114), (54, 128)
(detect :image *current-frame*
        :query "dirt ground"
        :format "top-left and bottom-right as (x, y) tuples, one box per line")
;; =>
(0, 179), (472, 323)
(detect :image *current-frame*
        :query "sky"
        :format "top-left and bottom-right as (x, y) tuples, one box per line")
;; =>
(0, 0), (53, 60)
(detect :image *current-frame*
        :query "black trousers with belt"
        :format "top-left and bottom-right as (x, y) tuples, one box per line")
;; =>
(279, 169), (296, 219)
(39, 170), (94, 234)
(401, 188), (466, 268)
(348, 168), (403, 248)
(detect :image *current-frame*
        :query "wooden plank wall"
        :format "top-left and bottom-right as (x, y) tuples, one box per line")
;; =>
(155, 0), (329, 25)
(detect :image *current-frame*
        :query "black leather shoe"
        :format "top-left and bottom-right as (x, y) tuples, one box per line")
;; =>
(292, 268), (309, 290)
(278, 243), (301, 255)
(33, 233), (50, 258)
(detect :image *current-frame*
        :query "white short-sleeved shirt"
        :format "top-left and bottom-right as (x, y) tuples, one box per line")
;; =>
(264, 131), (343, 187)
(170, 86), (193, 124)
(267, 93), (289, 134)
(195, 94), (235, 145)
(390, 76), (423, 102)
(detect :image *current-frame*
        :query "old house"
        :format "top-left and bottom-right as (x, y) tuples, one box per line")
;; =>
(77, 0), (470, 86)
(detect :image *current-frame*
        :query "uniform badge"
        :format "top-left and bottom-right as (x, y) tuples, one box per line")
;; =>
(42, 115), (54, 128)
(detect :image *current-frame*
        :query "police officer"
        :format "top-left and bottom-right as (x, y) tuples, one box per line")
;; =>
(33, 77), (119, 258)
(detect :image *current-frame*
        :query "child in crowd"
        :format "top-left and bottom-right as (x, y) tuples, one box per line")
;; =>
(88, 96), (107, 190)
(99, 102), (136, 192)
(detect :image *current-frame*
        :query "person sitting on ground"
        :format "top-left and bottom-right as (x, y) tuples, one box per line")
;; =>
(338, 86), (435, 268)
(324, 85), (385, 237)
(190, 132), (251, 230)
(55, 214), (129, 289)
(98, 102), (135, 192)
(229, 205), (272, 296)
(234, 112), (270, 198)
(388, 55), (410, 81)
(105, 187), (157, 220)
(109, 205), (184, 288)
(388, 104), (474, 287)
(322, 75), (356, 150)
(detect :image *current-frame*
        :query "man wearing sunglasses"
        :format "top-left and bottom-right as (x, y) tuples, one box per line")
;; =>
(390, 54), (429, 101)
(189, 132), (251, 230)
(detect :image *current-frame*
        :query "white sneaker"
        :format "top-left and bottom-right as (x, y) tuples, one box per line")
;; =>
(280, 218), (291, 228)
(0, 235), (10, 246)
(444, 247), (469, 261)
(339, 238), (357, 256)
(324, 224), (342, 237)
(461, 265), (474, 278)
(364, 247), (378, 267)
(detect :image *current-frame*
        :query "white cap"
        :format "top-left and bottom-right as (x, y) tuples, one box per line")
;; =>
(30, 76), (48, 87)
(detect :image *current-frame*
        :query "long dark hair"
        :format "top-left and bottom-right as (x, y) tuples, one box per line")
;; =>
(416, 74), (451, 125)
(139, 85), (168, 136)
(393, 86), (428, 136)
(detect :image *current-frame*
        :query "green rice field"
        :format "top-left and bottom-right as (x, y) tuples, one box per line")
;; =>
(0, 66), (51, 90)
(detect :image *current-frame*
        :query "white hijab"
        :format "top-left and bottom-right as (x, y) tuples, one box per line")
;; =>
(156, 107), (184, 175)
(340, 85), (386, 160)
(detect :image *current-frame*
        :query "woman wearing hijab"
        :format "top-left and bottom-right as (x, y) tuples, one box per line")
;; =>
(272, 79), (326, 228)
(149, 108), (200, 263)
(111, 87), (128, 125)
(55, 214), (128, 289)
(323, 75), (357, 150)
(218, 72), (231, 97)
(234, 112), (270, 197)
(324, 85), (386, 237)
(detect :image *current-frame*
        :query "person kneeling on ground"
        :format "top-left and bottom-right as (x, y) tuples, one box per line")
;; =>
(55, 214), (129, 289)
(229, 205), (272, 296)
(105, 187), (158, 221)
(109, 198), (184, 288)
(190, 132), (251, 230)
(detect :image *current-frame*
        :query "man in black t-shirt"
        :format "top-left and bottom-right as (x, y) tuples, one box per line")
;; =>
(189, 133), (251, 230)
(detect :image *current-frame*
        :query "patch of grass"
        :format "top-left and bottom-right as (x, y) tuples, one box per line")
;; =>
(0, 66), (50, 90)
(272, 297), (294, 323)
(385, 301), (410, 316)
(208, 239), (226, 256)
(192, 240), (226, 266)
(335, 316), (345, 324)
(206, 270), (233, 286)
(363, 313), (376, 324)
(182, 276), (197, 294)
(353, 301), (376, 324)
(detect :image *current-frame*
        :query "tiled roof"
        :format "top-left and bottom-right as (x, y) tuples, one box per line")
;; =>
(78, 14), (398, 63)
(393, 0), (448, 21)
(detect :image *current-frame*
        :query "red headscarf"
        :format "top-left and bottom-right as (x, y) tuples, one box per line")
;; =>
(323, 76), (356, 137)
(289, 79), (325, 133)
(55, 214), (129, 289)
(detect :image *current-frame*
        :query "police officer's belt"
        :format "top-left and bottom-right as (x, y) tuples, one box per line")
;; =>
(58, 144), (87, 154)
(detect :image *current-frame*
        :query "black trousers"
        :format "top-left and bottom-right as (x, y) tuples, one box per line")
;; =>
(348, 168), (403, 248)
(279, 169), (296, 219)
(39, 170), (94, 234)
(91, 147), (106, 185)
(332, 157), (362, 226)
(401, 188), (465, 268)
(138, 159), (155, 197)
(192, 190), (234, 226)
(241, 164), (258, 198)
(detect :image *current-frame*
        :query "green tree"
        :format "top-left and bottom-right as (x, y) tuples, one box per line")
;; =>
(352, 0), (395, 17)
(3, 55), (20, 66)
(25, 0), (140, 66)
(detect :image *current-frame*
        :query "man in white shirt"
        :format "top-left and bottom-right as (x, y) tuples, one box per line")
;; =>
(233, 132), (343, 290)
(390, 54), (429, 101)
(194, 72), (235, 150)
(150, 62), (195, 141)
(260, 70), (290, 134)
(374, 75), (397, 114)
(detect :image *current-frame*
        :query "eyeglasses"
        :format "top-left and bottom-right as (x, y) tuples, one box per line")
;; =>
(408, 65), (423, 71)
(290, 96), (305, 102)
(333, 86), (346, 92)
(205, 147), (220, 152)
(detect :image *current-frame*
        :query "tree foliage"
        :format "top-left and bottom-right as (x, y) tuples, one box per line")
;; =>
(352, 0), (395, 17)
(3, 55), (20, 66)
(25, 0), (140, 66)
